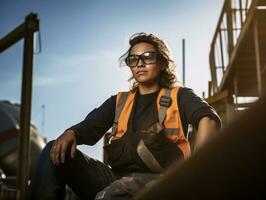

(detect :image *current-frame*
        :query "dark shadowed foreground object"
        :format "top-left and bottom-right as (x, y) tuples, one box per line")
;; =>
(136, 94), (266, 199)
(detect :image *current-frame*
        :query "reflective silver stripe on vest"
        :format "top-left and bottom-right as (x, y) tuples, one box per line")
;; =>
(137, 139), (163, 173)
(111, 92), (129, 136)
(164, 128), (179, 136)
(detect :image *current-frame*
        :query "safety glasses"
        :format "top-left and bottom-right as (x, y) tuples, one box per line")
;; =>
(125, 51), (159, 68)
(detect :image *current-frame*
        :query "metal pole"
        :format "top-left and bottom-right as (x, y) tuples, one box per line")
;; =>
(17, 13), (39, 200)
(233, 71), (238, 109)
(219, 32), (225, 73)
(239, 0), (244, 26)
(226, 0), (234, 58)
(182, 39), (185, 86)
(253, 19), (262, 96)
(209, 49), (218, 93)
(41, 104), (45, 135)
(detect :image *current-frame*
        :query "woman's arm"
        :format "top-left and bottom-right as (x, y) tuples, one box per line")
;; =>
(50, 95), (117, 165)
(178, 87), (221, 134)
(177, 87), (221, 154)
(193, 116), (218, 152)
(69, 95), (116, 145)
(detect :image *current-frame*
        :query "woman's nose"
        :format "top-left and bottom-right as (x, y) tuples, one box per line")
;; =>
(136, 58), (145, 68)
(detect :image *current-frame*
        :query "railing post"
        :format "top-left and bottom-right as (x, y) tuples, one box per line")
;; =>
(239, 0), (244, 26)
(208, 81), (212, 97)
(233, 71), (239, 108)
(209, 48), (218, 93)
(225, 0), (234, 59)
(17, 13), (39, 200)
(253, 19), (262, 96)
(219, 32), (225, 73)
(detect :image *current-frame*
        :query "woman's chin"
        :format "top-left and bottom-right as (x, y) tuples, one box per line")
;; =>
(137, 80), (158, 87)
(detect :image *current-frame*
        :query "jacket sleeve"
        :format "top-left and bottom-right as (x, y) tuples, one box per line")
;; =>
(178, 87), (222, 135)
(67, 95), (116, 145)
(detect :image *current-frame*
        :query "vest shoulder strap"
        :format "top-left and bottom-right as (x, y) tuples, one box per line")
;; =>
(157, 86), (191, 159)
(111, 92), (129, 136)
(158, 88), (172, 126)
(157, 86), (181, 127)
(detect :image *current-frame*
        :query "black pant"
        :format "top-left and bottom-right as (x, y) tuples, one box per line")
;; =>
(27, 141), (160, 200)
(27, 141), (115, 199)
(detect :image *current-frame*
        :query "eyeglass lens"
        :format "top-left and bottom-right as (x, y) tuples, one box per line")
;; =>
(126, 52), (158, 67)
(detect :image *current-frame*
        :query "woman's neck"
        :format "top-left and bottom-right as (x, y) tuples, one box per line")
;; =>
(138, 84), (160, 95)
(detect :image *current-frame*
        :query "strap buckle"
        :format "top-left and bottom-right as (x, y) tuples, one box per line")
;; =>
(159, 95), (172, 107)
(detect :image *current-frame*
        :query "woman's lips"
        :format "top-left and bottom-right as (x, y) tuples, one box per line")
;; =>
(137, 70), (147, 75)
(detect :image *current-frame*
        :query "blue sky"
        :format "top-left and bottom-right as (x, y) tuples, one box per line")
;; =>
(0, 0), (224, 160)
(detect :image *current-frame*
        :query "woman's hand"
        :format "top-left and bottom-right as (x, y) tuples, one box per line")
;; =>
(50, 129), (77, 166)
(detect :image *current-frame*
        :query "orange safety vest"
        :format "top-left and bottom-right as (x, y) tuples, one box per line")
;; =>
(111, 86), (191, 160)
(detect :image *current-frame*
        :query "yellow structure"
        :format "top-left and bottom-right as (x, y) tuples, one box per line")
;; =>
(207, 0), (266, 125)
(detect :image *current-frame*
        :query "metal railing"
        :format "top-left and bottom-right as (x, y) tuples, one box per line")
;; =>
(209, 0), (256, 94)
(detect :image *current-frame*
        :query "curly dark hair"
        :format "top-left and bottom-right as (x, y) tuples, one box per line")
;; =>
(120, 32), (178, 91)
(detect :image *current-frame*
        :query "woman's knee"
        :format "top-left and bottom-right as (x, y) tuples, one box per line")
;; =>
(41, 140), (55, 158)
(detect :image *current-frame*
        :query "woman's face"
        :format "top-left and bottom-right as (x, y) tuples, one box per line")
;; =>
(128, 42), (162, 87)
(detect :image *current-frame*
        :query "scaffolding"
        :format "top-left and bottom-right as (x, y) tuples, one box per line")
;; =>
(207, 0), (266, 125)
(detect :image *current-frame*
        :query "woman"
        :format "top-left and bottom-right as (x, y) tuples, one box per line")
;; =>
(28, 32), (221, 199)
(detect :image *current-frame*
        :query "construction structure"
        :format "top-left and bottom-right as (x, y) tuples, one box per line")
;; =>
(0, 13), (40, 199)
(206, 0), (266, 125)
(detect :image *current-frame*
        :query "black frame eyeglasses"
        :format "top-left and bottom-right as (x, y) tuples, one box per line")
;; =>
(125, 51), (159, 68)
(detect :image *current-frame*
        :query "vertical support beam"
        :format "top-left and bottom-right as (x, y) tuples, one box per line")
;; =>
(208, 81), (212, 97)
(209, 49), (218, 93)
(253, 19), (262, 96)
(263, 64), (266, 96)
(226, 0), (234, 58)
(226, 93), (234, 125)
(233, 71), (238, 109)
(219, 32), (225, 73)
(182, 39), (186, 86)
(17, 13), (39, 200)
(239, 0), (244, 26)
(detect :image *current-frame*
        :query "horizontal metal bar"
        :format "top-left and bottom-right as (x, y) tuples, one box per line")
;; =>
(0, 23), (25, 53)
(0, 13), (39, 53)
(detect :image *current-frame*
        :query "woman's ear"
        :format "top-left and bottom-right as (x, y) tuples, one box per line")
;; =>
(160, 64), (165, 71)
(158, 59), (166, 71)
